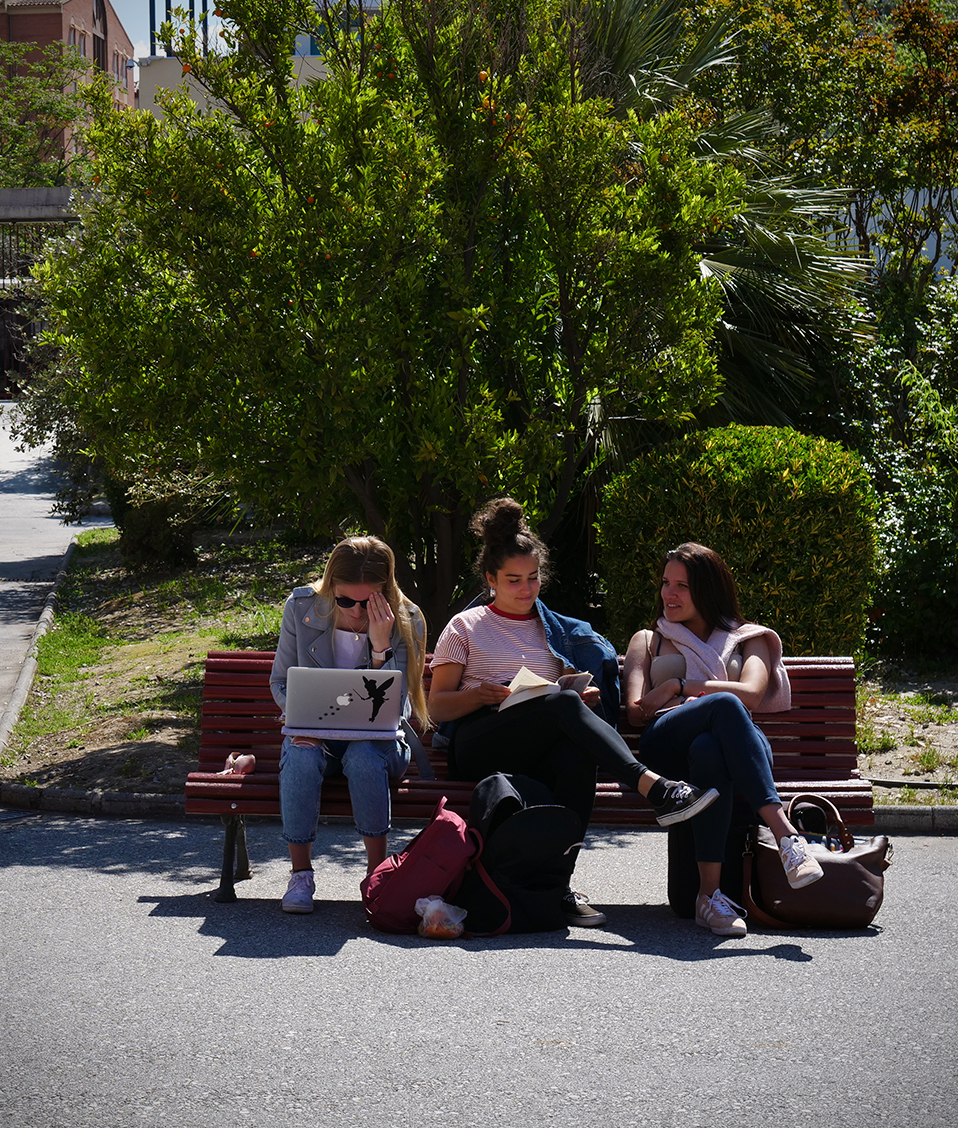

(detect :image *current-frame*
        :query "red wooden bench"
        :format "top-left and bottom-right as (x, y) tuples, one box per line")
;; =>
(185, 651), (871, 900)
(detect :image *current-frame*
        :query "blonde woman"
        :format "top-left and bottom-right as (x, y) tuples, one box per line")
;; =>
(270, 536), (429, 912)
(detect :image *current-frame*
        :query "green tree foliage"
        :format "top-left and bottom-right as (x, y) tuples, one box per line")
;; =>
(691, 0), (958, 298)
(33, 0), (747, 625)
(572, 0), (873, 435)
(0, 41), (92, 187)
(596, 424), (878, 656)
(819, 278), (958, 658)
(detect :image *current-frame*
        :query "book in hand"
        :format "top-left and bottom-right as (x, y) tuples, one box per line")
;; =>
(497, 666), (593, 711)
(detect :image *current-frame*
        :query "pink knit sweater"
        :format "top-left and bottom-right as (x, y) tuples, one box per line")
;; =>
(654, 618), (791, 713)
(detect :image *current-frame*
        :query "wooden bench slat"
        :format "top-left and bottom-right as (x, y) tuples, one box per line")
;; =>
(186, 650), (873, 857)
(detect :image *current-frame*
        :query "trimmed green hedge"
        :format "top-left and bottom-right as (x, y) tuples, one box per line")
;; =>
(596, 425), (878, 656)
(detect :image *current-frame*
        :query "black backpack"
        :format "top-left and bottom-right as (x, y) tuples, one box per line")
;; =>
(456, 773), (584, 934)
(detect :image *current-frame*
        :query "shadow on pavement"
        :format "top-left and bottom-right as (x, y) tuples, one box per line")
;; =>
(135, 886), (844, 963)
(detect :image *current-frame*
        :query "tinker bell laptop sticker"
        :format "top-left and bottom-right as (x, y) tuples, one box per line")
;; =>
(282, 666), (403, 738)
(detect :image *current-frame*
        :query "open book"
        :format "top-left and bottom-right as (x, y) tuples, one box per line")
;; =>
(498, 665), (594, 711)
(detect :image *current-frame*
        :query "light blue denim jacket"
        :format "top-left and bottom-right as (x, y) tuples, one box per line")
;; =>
(269, 586), (434, 777)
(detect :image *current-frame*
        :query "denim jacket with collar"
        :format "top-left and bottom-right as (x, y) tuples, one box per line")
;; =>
(534, 599), (621, 726)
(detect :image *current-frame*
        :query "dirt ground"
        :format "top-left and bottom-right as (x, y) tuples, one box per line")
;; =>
(2, 636), (206, 795)
(856, 673), (958, 802)
(1, 534), (323, 797)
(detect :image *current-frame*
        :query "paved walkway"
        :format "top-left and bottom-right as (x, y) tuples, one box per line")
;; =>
(0, 816), (955, 1127)
(0, 400), (111, 722)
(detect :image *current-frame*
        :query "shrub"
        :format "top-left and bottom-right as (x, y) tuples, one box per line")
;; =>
(596, 424), (878, 656)
(858, 280), (958, 659)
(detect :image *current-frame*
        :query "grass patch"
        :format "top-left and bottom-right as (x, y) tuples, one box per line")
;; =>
(34, 611), (110, 680)
(856, 686), (898, 756)
(76, 527), (119, 549)
(4, 530), (329, 782)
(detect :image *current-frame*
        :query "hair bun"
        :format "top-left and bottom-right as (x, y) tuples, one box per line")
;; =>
(470, 497), (526, 548)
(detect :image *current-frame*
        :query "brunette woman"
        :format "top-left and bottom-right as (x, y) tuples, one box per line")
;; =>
(428, 499), (717, 928)
(623, 542), (823, 938)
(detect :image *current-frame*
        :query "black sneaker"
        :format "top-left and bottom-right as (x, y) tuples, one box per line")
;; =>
(562, 890), (608, 928)
(652, 781), (719, 827)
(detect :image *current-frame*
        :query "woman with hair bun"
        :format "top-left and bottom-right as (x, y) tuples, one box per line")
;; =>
(623, 542), (823, 938)
(270, 536), (429, 913)
(428, 498), (717, 928)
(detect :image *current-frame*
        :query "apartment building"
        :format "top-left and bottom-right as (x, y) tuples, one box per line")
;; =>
(0, 0), (135, 110)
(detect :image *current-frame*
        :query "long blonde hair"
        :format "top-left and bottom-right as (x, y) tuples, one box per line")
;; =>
(314, 536), (430, 729)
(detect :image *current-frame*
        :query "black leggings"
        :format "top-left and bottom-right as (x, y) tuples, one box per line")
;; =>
(453, 690), (649, 832)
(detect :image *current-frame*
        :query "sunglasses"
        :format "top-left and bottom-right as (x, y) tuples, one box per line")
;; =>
(334, 595), (371, 609)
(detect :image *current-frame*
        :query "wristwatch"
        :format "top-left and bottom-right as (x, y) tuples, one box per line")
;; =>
(371, 647), (394, 662)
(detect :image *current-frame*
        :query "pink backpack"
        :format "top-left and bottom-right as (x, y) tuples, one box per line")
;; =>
(360, 796), (485, 934)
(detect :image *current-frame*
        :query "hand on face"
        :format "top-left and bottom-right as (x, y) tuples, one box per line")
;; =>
(366, 589), (395, 653)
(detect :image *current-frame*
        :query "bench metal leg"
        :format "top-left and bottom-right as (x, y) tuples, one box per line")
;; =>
(215, 814), (253, 902)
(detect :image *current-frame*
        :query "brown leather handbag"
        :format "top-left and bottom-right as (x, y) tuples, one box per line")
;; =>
(742, 793), (893, 929)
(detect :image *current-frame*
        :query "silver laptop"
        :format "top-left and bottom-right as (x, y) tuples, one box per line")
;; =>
(282, 666), (403, 740)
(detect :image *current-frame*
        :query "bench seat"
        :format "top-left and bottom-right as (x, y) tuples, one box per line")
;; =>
(185, 650), (872, 899)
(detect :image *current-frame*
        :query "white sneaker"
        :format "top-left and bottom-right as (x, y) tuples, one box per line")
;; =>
(779, 834), (825, 889)
(282, 869), (315, 913)
(695, 890), (747, 937)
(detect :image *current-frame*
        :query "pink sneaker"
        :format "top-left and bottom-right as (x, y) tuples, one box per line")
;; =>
(779, 835), (825, 889)
(695, 890), (747, 937)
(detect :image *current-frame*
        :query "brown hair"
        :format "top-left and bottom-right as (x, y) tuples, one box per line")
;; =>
(652, 542), (744, 634)
(314, 536), (429, 728)
(471, 497), (551, 594)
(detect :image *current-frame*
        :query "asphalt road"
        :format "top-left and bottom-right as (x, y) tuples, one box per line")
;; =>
(1, 815), (955, 1128)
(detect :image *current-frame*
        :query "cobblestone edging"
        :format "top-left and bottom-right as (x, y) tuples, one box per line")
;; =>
(0, 775), (955, 831)
(0, 779), (185, 817)
(0, 541), (77, 757)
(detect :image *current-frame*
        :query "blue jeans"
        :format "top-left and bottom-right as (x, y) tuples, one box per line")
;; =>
(639, 693), (781, 863)
(279, 735), (411, 842)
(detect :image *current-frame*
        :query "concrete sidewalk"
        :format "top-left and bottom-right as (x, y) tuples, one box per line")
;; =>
(0, 400), (111, 745)
(0, 814), (955, 1128)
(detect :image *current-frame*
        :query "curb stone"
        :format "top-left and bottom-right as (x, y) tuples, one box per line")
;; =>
(0, 776), (955, 831)
(0, 779), (185, 818)
(0, 539), (77, 755)
(872, 804), (958, 834)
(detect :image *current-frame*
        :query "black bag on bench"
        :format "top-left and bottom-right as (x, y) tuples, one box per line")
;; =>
(455, 773), (584, 934)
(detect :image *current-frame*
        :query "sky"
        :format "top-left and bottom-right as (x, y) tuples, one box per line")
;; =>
(111, 0), (224, 60)
(110, 0), (156, 59)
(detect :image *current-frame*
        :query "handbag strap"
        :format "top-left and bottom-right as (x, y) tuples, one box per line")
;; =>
(786, 792), (855, 851)
(741, 828), (793, 930)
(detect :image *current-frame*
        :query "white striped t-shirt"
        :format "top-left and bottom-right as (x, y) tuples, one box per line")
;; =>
(430, 605), (564, 691)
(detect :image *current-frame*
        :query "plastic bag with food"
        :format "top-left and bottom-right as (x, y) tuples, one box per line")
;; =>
(414, 895), (467, 939)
